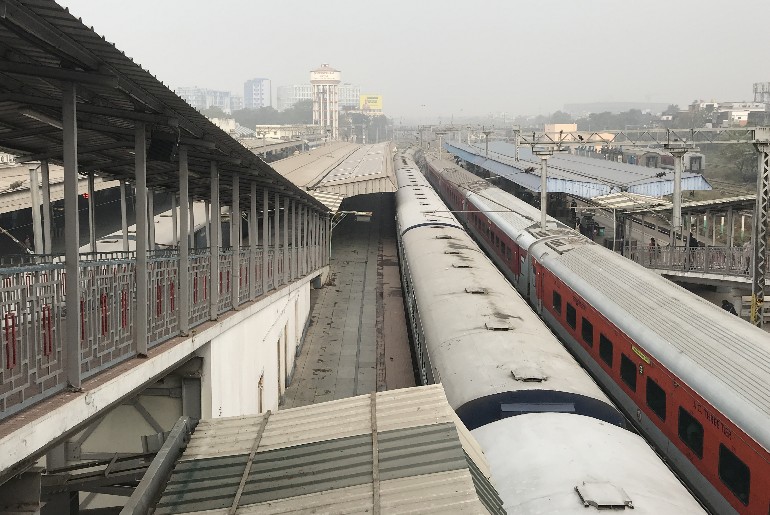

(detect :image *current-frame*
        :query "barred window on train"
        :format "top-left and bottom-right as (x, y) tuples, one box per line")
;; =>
(677, 407), (704, 459)
(552, 291), (562, 315)
(566, 303), (577, 329)
(620, 354), (637, 392)
(646, 378), (667, 421)
(581, 318), (594, 347)
(719, 444), (750, 506)
(599, 335), (613, 367)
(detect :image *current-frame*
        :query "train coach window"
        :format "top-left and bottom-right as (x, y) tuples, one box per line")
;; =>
(599, 334), (613, 366)
(719, 444), (751, 506)
(646, 378), (666, 421)
(566, 303), (576, 329)
(620, 354), (637, 392)
(678, 407), (703, 458)
(581, 318), (594, 346)
(552, 291), (562, 314)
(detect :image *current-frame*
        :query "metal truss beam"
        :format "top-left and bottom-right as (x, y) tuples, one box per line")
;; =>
(0, 60), (118, 86)
(515, 127), (769, 148)
(0, 92), (178, 125)
(751, 143), (770, 325)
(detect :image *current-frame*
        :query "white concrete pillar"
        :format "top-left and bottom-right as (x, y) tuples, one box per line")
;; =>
(274, 192), (280, 284)
(135, 123), (148, 356)
(210, 162), (220, 320)
(62, 82), (81, 388)
(250, 182), (257, 300)
(120, 181), (129, 252)
(147, 189), (155, 251)
(283, 196), (289, 285)
(40, 160), (52, 254)
(262, 189), (269, 294)
(232, 174), (240, 308)
(179, 147), (190, 335)
(87, 171), (96, 253)
(28, 165), (43, 254)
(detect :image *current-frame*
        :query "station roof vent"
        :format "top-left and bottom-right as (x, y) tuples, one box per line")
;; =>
(511, 364), (547, 382)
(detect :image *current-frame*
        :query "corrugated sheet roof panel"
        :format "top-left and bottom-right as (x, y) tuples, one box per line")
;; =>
(446, 140), (712, 198)
(149, 386), (505, 514)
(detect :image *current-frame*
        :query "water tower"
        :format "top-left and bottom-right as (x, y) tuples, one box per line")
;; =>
(311, 64), (341, 140)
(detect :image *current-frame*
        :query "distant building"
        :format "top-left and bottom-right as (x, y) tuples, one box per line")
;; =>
(310, 64), (341, 139)
(278, 82), (363, 113)
(276, 84), (313, 111)
(175, 86), (236, 114)
(254, 124), (321, 140)
(339, 84), (361, 110)
(754, 82), (770, 103)
(544, 123), (576, 138)
(231, 95), (243, 112)
(243, 78), (271, 109)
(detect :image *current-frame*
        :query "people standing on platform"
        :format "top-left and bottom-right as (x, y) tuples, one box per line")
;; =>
(743, 240), (752, 274)
(648, 237), (660, 265)
(721, 299), (738, 315)
(686, 231), (698, 270)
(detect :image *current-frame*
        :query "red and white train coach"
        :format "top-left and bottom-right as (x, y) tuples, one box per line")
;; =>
(423, 152), (770, 515)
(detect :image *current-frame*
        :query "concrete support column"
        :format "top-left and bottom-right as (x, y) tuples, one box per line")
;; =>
(171, 194), (178, 246)
(711, 212), (717, 245)
(41, 160), (52, 254)
(283, 196), (289, 285)
(28, 165), (43, 254)
(250, 182), (257, 300)
(62, 82), (81, 389)
(232, 174), (240, 309)
(326, 215), (332, 265)
(88, 171), (96, 253)
(292, 201), (298, 279)
(189, 199), (195, 248)
(120, 181), (129, 252)
(728, 207), (735, 248)
(179, 147), (190, 335)
(134, 123), (148, 356)
(148, 189), (155, 251)
(303, 205), (309, 275)
(274, 192), (280, 284)
(210, 162), (220, 320)
(262, 189), (269, 294)
(204, 200), (211, 247)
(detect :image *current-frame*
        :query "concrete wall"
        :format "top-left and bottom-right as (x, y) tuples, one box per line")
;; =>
(200, 282), (310, 418)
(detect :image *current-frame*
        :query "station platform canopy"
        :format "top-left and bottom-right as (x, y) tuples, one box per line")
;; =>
(0, 0), (326, 213)
(591, 192), (756, 215)
(128, 385), (505, 514)
(446, 141), (712, 199)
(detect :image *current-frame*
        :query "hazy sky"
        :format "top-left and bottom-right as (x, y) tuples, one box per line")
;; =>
(59, 0), (767, 122)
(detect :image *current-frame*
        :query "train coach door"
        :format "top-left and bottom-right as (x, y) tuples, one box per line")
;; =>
(533, 261), (544, 313)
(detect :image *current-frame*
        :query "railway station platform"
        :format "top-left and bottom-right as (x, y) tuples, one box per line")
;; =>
(282, 190), (414, 409)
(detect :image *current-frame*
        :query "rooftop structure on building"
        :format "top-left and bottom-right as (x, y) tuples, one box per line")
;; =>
(244, 77), (271, 109)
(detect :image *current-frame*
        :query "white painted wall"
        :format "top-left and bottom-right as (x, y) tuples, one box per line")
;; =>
(200, 282), (310, 418)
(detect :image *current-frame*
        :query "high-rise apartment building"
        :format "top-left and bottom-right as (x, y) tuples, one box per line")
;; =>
(176, 86), (235, 114)
(276, 84), (313, 111)
(244, 78), (271, 109)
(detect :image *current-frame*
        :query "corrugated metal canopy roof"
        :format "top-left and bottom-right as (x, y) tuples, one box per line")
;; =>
(0, 0), (327, 214)
(446, 141), (712, 199)
(592, 192), (756, 214)
(151, 385), (505, 514)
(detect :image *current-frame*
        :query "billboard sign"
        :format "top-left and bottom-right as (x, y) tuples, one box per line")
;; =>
(359, 95), (383, 111)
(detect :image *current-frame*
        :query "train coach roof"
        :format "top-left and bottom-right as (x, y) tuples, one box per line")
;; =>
(536, 241), (770, 450)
